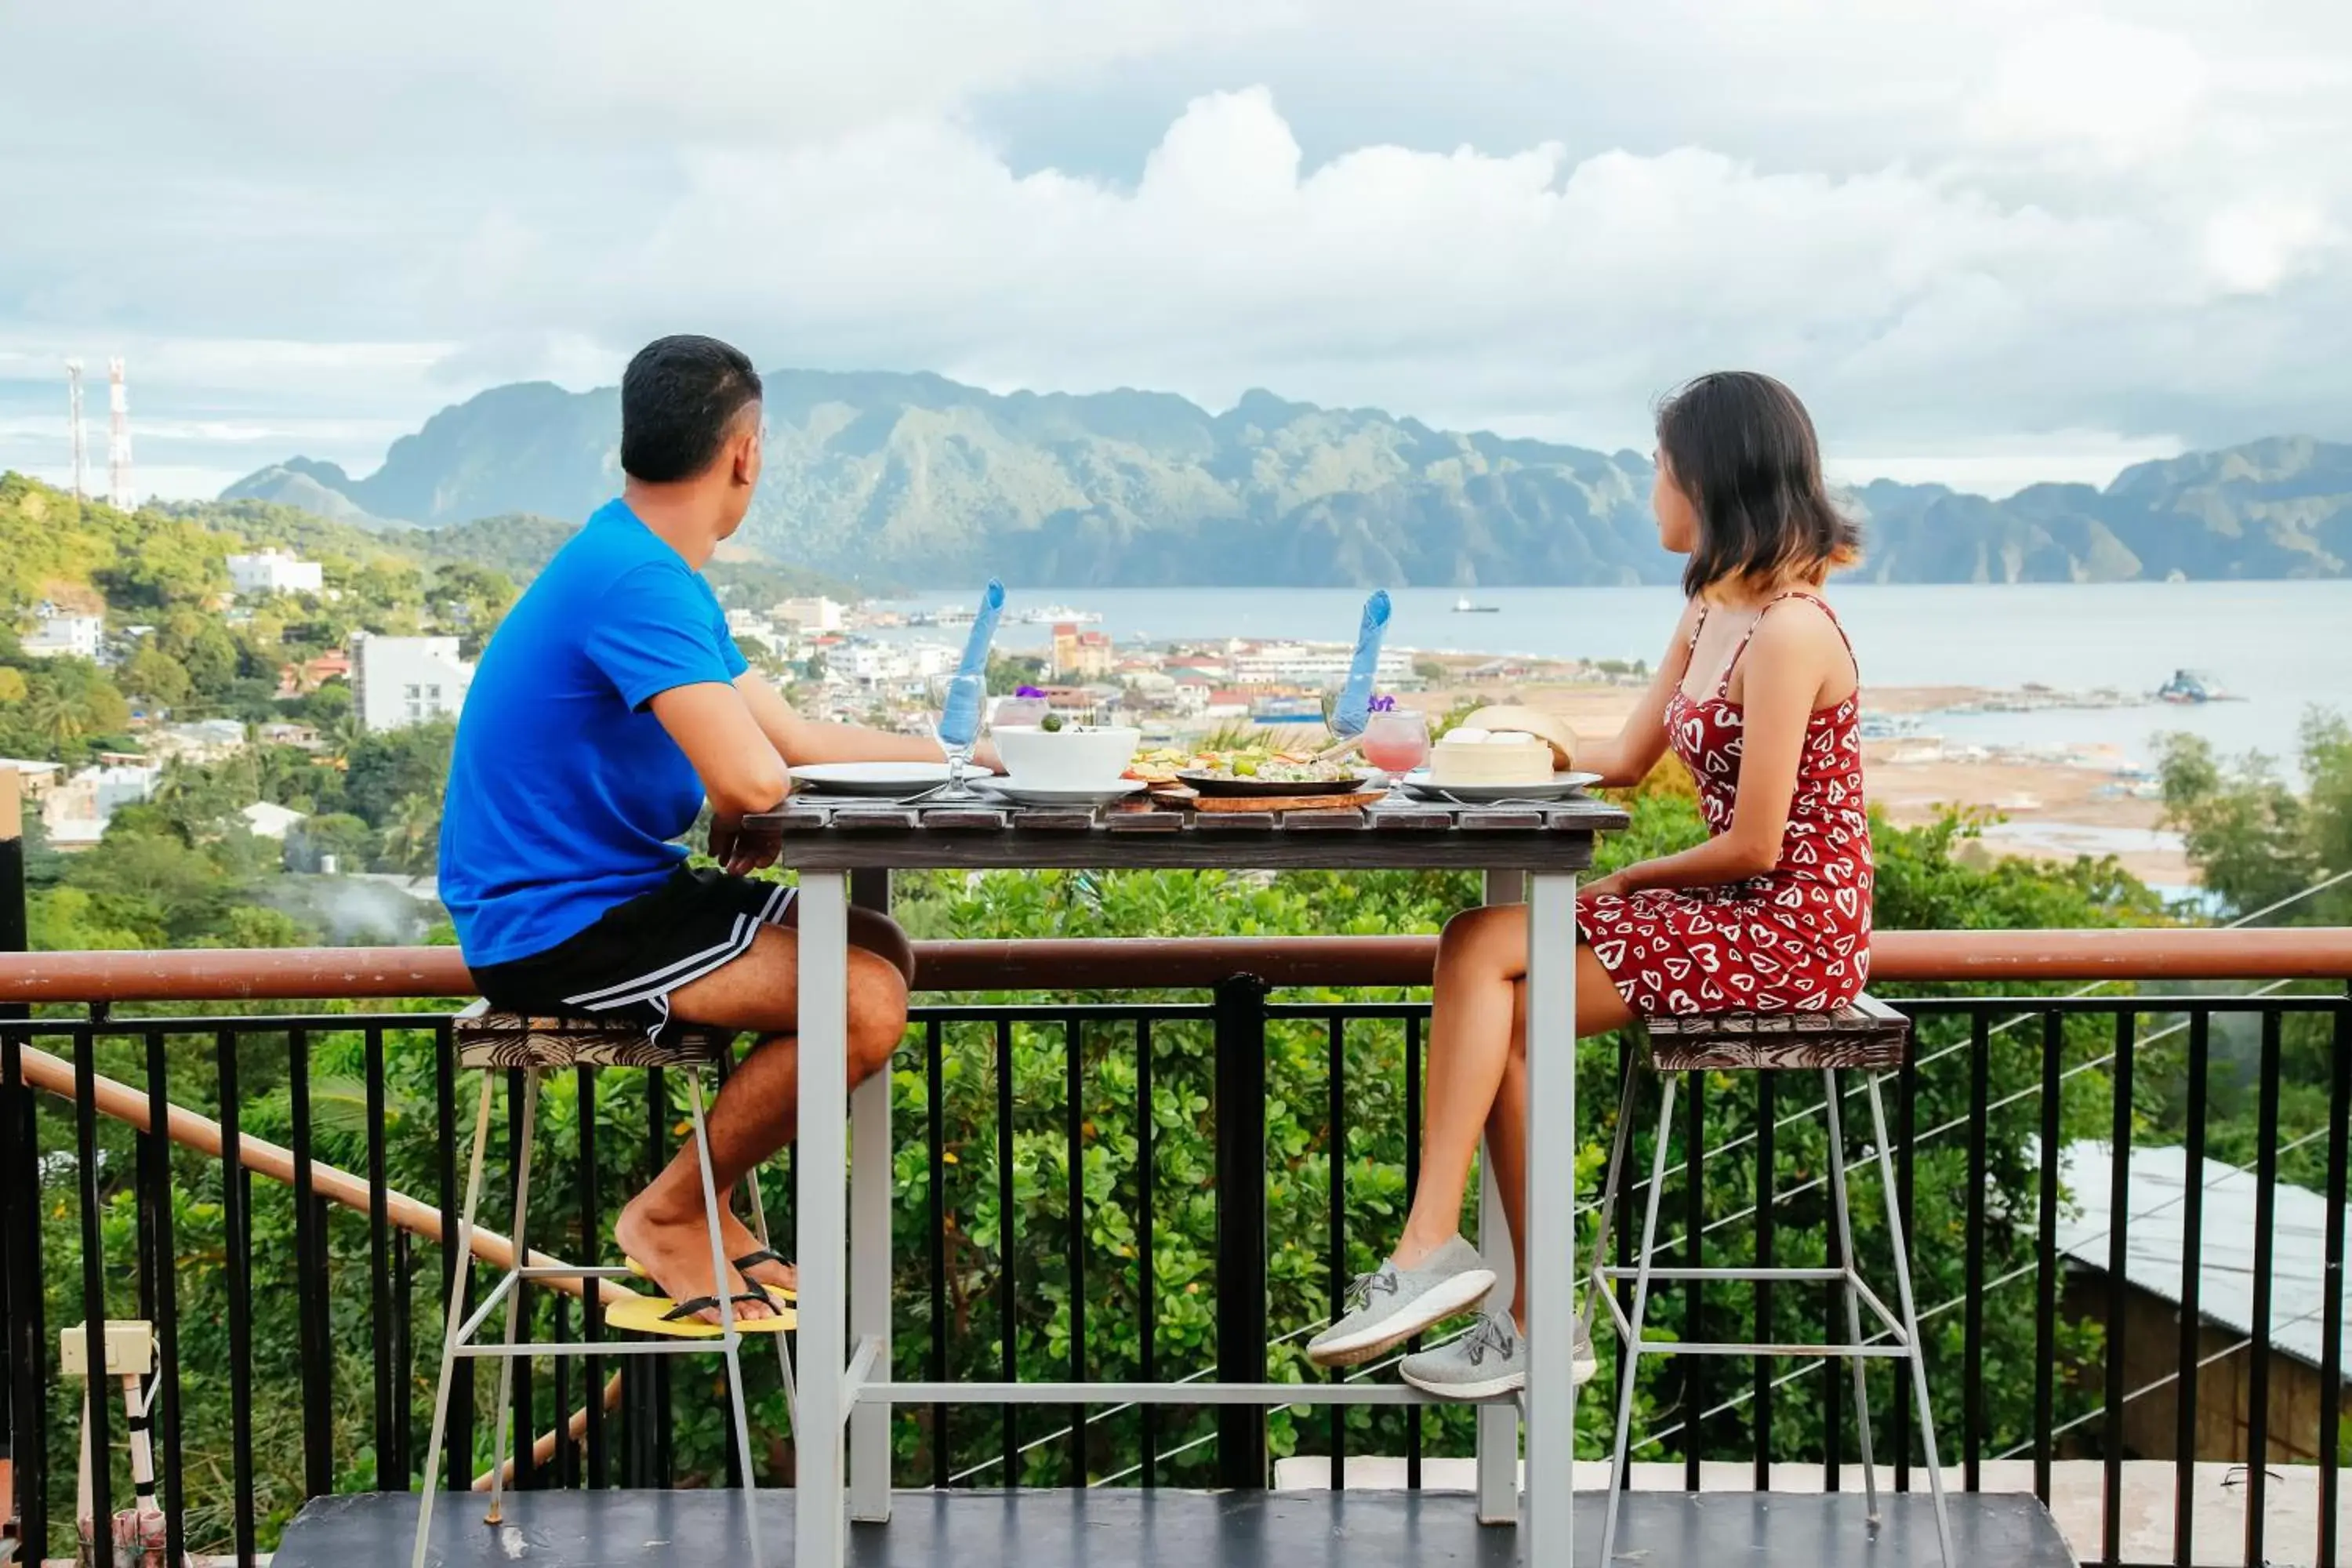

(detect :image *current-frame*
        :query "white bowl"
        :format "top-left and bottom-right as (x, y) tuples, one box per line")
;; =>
(991, 725), (1141, 789)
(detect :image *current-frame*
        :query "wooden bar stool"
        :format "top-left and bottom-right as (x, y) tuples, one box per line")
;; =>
(412, 1004), (793, 1568)
(1584, 996), (1954, 1566)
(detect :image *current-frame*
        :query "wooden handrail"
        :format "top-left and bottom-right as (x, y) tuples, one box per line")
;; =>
(0, 926), (2345, 1004)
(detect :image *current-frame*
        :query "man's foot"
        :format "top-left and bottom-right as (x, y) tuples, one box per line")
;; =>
(1397, 1311), (1599, 1400)
(716, 1206), (797, 1296)
(614, 1191), (775, 1325)
(1305, 1235), (1496, 1368)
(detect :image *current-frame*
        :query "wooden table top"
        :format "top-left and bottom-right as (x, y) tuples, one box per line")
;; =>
(756, 792), (1629, 872)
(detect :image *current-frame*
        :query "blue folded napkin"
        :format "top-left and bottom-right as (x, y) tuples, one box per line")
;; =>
(1330, 589), (1392, 739)
(939, 579), (1006, 747)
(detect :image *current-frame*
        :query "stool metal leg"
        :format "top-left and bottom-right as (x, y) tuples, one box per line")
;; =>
(1822, 1069), (1878, 1524)
(412, 1072), (496, 1568)
(485, 1069), (539, 1527)
(741, 1162), (798, 1432)
(1600, 1072), (1678, 1568)
(1580, 1046), (1646, 1342)
(1865, 1072), (1955, 1566)
(688, 1073), (765, 1566)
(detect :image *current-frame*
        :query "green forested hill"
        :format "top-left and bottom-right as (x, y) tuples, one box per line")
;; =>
(223, 369), (2352, 586)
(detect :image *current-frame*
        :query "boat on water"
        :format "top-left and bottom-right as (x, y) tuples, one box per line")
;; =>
(1019, 604), (1104, 626)
(1452, 596), (1501, 614)
(2156, 668), (2234, 704)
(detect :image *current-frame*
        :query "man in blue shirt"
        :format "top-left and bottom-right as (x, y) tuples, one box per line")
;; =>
(442, 335), (980, 1325)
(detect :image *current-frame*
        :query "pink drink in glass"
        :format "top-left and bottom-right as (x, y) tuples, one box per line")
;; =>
(1360, 710), (1430, 774)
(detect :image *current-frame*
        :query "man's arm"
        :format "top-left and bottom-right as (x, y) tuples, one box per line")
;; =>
(734, 672), (1002, 770)
(648, 682), (791, 873)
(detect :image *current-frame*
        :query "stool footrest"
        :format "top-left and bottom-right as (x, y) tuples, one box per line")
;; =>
(1618, 1339), (1916, 1359)
(1599, 1265), (1851, 1284)
(450, 1337), (769, 1359)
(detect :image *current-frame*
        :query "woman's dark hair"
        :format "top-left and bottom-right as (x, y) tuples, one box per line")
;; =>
(620, 335), (763, 483)
(1654, 371), (1860, 600)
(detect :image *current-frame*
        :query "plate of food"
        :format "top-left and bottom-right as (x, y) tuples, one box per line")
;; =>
(1171, 752), (1375, 797)
(1392, 716), (1600, 801)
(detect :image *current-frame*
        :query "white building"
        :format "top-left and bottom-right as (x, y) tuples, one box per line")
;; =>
(726, 608), (793, 662)
(833, 639), (958, 690)
(1226, 642), (1416, 689)
(41, 760), (164, 849)
(352, 633), (474, 732)
(773, 596), (848, 633)
(226, 549), (325, 597)
(20, 611), (105, 660)
(240, 800), (307, 840)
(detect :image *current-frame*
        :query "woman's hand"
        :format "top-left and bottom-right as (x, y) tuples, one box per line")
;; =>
(1581, 868), (1638, 900)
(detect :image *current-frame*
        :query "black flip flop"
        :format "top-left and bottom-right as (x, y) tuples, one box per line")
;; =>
(662, 1290), (777, 1324)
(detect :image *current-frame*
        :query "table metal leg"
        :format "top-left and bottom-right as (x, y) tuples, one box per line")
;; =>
(848, 1025), (893, 1520)
(795, 871), (851, 1568)
(1524, 869), (1580, 1566)
(1475, 869), (1523, 1523)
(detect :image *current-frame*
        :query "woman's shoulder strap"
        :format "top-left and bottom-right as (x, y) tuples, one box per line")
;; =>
(1719, 589), (1853, 693)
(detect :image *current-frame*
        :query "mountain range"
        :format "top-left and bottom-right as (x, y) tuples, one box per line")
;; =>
(223, 370), (2352, 587)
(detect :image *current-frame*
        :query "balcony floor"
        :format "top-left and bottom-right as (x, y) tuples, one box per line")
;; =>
(279, 1486), (2069, 1566)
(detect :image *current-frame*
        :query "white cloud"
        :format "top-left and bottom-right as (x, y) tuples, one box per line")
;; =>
(1964, 14), (2210, 161)
(2203, 198), (2338, 292)
(4, 1), (2350, 499)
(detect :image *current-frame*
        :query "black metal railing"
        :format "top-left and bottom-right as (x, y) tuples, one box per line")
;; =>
(2, 979), (2348, 1568)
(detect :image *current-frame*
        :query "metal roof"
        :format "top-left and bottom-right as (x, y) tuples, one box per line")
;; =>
(2055, 1142), (2348, 1378)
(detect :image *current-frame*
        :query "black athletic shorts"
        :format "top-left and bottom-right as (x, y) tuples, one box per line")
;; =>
(469, 866), (797, 1040)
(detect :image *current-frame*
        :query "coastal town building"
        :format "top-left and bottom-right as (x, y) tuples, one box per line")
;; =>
(1226, 641), (1414, 688)
(239, 800), (308, 840)
(40, 759), (164, 849)
(773, 596), (848, 633)
(20, 608), (106, 660)
(1051, 622), (1116, 680)
(227, 548), (325, 597)
(278, 650), (352, 697)
(352, 633), (474, 731)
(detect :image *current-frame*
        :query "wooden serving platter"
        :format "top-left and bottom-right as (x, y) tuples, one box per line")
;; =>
(1148, 784), (1386, 814)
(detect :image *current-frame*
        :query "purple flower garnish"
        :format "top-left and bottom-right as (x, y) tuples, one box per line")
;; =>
(1369, 694), (1397, 713)
(1015, 685), (1047, 699)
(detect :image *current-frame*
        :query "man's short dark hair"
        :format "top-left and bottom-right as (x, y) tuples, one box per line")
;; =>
(619, 336), (763, 483)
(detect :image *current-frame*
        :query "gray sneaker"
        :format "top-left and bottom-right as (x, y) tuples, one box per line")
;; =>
(1398, 1311), (1600, 1400)
(1305, 1236), (1497, 1368)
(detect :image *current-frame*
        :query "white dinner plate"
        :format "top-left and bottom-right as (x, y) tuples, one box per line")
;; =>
(789, 761), (955, 797)
(1396, 769), (1602, 803)
(977, 777), (1147, 808)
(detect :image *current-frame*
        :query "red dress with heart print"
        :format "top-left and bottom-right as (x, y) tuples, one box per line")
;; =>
(1581, 590), (1871, 1016)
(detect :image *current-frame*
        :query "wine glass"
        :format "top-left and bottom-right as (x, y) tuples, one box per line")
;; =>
(933, 670), (989, 800)
(1361, 707), (1431, 775)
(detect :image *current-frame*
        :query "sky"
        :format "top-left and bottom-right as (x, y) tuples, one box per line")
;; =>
(3, 0), (2349, 503)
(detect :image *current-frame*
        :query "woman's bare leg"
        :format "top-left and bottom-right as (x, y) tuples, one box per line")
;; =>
(1395, 901), (1629, 1277)
(1481, 947), (1628, 1327)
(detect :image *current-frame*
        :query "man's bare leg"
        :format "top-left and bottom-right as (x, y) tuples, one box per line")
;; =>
(612, 911), (912, 1321)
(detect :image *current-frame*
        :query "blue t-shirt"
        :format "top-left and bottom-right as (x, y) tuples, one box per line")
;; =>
(439, 499), (750, 965)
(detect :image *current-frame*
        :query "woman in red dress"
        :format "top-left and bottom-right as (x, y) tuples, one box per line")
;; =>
(1308, 371), (1871, 1397)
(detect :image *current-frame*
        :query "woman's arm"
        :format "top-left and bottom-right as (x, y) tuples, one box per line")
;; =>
(1580, 600), (1704, 788)
(1599, 607), (1835, 894)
